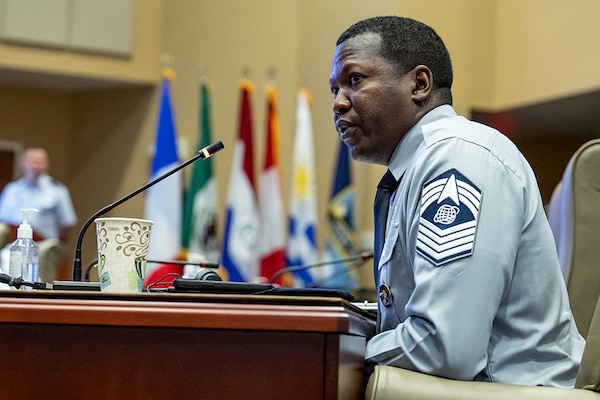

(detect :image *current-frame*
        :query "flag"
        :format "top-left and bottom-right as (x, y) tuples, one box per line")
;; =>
(285, 89), (319, 287)
(181, 80), (219, 277)
(259, 84), (286, 284)
(221, 80), (260, 282)
(144, 68), (183, 286)
(320, 140), (360, 289)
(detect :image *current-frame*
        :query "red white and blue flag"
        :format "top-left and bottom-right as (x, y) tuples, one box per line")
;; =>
(144, 68), (183, 286)
(221, 80), (260, 282)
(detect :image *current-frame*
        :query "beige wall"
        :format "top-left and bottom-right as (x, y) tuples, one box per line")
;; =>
(492, 0), (600, 109)
(0, 0), (161, 86)
(0, 85), (72, 180)
(398, 0), (600, 111)
(1, 0), (600, 281)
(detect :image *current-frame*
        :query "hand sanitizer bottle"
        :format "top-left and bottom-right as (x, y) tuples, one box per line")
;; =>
(8, 209), (39, 289)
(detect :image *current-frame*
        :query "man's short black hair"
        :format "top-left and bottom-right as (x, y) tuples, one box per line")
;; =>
(337, 16), (453, 102)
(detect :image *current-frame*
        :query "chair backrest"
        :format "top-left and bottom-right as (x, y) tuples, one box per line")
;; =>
(548, 139), (600, 338)
(576, 294), (600, 391)
(0, 222), (8, 249)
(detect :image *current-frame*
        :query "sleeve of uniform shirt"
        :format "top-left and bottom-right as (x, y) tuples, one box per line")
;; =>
(365, 128), (539, 380)
(55, 184), (77, 228)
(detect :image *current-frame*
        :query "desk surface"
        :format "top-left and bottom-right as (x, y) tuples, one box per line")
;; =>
(0, 289), (375, 334)
(0, 290), (375, 400)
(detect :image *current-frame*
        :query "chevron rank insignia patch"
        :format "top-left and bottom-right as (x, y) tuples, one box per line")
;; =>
(416, 169), (481, 266)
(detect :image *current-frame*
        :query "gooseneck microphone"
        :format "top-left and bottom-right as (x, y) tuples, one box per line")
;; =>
(268, 251), (373, 284)
(72, 140), (225, 281)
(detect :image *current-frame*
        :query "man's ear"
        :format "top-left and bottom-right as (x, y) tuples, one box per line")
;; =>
(411, 65), (433, 102)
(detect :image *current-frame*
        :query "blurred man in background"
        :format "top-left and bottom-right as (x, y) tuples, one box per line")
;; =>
(0, 147), (77, 282)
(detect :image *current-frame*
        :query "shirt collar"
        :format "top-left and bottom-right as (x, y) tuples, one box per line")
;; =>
(22, 173), (49, 187)
(387, 105), (456, 179)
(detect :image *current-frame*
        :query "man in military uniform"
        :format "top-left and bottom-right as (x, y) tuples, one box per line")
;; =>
(329, 16), (584, 387)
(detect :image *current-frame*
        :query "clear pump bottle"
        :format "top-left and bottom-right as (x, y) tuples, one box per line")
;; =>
(8, 208), (39, 289)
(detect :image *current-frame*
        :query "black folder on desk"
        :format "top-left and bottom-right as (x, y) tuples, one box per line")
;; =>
(171, 278), (354, 300)
(261, 287), (354, 301)
(171, 278), (274, 294)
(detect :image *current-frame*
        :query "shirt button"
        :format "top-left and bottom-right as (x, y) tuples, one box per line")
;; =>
(379, 284), (392, 307)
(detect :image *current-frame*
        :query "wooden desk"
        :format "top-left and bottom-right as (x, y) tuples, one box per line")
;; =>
(0, 291), (375, 399)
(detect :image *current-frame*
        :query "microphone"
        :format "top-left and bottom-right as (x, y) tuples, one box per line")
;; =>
(72, 140), (225, 281)
(268, 251), (373, 285)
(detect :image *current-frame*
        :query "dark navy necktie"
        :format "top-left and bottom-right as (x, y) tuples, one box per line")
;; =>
(373, 170), (399, 283)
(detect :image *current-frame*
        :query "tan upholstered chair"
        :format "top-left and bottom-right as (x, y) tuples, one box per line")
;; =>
(366, 294), (600, 399)
(547, 139), (600, 338)
(0, 223), (8, 250)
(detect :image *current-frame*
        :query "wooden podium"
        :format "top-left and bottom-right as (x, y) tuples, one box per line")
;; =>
(0, 290), (375, 399)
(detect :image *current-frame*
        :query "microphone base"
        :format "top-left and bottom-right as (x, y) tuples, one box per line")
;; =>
(52, 281), (101, 291)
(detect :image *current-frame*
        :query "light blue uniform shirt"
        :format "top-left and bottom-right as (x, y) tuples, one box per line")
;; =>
(0, 174), (77, 240)
(366, 105), (584, 387)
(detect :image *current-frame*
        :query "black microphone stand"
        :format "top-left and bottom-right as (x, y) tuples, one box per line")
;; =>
(268, 251), (373, 284)
(72, 141), (224, 281)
